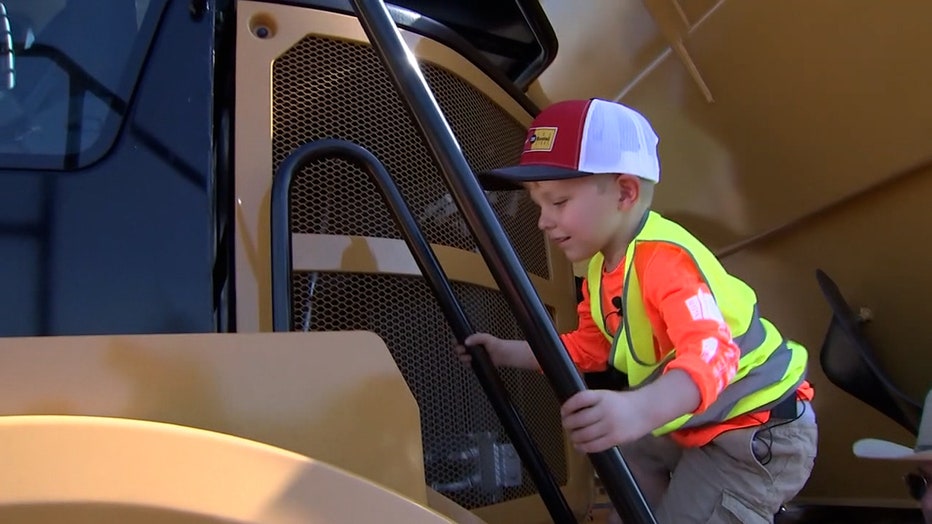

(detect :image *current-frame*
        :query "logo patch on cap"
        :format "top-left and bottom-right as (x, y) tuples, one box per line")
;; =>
(525, 127), (557, 152)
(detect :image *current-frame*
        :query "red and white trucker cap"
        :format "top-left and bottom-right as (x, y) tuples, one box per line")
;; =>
(482, 98), (660, 189)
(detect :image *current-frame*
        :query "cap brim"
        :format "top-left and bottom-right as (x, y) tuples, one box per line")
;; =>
(478, 165), (590, 191)
(853, 438), (932, 461)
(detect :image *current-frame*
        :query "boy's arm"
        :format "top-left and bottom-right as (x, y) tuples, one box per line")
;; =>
(627, 368), (701, 427)
(561, 368), (700, 452)
(460, 333), (538, 369)
(462, 277), (611, 371)
(642, 244), (742, 414)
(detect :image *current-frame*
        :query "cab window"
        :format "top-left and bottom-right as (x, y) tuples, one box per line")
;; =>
(0, 0), (165, 170)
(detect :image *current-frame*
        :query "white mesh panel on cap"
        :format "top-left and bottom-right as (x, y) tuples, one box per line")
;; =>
(578, 99), (660, 182)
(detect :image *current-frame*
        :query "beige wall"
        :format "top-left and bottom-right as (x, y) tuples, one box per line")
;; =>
(534, 0), (932, 250)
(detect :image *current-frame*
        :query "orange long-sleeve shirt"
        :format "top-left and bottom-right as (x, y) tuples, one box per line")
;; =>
(560, 242), (813, 447)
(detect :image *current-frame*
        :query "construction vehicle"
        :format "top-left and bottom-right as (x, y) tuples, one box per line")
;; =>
(0, 0), (929, 522)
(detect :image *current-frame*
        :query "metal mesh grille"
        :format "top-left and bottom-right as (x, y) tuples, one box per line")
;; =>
(271, 34), (566, 509)
(292, 272), (566, 508)
(271, 35), (549, 279)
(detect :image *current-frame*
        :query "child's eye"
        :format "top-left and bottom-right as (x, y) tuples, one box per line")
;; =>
(553, 199), (567, 207)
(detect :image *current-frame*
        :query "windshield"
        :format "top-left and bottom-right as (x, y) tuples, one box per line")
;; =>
(0, 0), (164, 170)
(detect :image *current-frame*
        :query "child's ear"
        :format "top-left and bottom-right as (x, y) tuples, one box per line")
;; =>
(615, 175), (640, 209)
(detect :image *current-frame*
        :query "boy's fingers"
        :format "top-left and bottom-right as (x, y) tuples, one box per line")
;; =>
(569, 421), (608, 445)
(572, 433), (614, 454)
(452, 343), (471, 362)
(464, 332), (491, 346)
(560, 390), (600, 417)
(562, 405), (600, 431)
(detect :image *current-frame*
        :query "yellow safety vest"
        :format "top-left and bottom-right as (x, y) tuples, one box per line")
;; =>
(587, 211), (807, 435)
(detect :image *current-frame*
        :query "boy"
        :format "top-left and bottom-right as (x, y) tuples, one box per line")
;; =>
(456, 99), (817, 523)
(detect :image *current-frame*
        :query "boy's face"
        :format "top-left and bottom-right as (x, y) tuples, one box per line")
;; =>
(524, 175), (634, 263)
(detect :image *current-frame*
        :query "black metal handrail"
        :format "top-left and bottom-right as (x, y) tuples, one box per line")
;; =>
(270, 139), (576, 523)
(347, 1), (657, 523)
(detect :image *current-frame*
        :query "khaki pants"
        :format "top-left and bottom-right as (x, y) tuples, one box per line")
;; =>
(611, 402), (818, 524)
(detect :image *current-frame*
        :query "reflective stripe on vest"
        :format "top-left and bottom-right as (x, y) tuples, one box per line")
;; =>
(587, 211), (807, 435)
